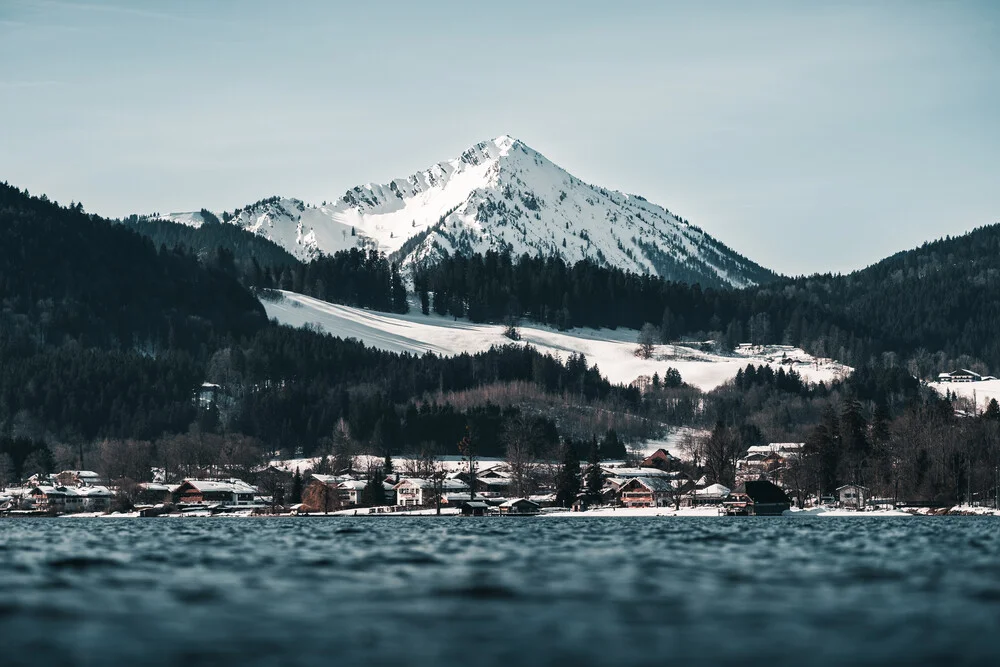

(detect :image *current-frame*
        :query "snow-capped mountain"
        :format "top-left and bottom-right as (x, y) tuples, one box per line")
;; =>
(160, 136), (774, 288)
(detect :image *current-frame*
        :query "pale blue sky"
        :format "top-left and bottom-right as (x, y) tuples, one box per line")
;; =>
(2, 0), (997, 275)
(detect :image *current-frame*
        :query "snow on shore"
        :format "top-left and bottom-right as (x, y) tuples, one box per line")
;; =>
(262, 291), (850, 391)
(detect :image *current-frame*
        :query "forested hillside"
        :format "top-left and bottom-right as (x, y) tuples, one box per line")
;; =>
(124, 214), (300, 287)
(773, 224), (1000, 375)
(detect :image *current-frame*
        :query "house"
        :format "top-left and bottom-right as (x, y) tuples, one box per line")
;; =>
(78, 486), (114, 511)
(690, 483), (731, 506)
(475, 475), (511, 496)
(27, 484), (111, 513)
(725, 480), (791, 516)
(499, 498), (540, 515)
(393, 477), (469, 507)
(836, 484), (868, 510)
(640, 448), (677, 471)
(55, 470), (104, 487)
(459, 501), (490, 517)
(136, 482), (174, 505)
(301, 475), (347, 512)
(29, 485), (85, 513)
(618, 477), (675, 508)
(938, 369), (982, 383)
(196, 382), (221, 407)
(172, 479), (258, 506)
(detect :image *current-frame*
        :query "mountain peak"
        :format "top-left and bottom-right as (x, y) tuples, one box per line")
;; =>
(161, 138), (775, 288)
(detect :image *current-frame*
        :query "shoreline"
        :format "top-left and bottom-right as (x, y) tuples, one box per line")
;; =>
(6, 505), (999, 519)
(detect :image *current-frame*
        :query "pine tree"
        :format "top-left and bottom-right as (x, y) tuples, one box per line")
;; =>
(360, 475), (386, 507)
(585, 437), (603, 502)
(291, 468), (303, 504)
(383, 451), (394, 479)
(554, 441), (581, 508)
(600, 429), (625, 460)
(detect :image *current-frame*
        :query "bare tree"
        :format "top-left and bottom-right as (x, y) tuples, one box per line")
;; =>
(636, 323), (658, 359)
(703, 423), (740, 487)
(504, 414), (540, 498)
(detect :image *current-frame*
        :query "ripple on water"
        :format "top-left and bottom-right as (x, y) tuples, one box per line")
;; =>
(0, 516), (998, 667)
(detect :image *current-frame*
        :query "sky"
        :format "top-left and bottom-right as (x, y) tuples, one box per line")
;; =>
(1, 0), (998, 276)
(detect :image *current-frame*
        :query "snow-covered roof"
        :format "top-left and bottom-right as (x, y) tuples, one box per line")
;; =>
(602, 467), (672, 478)
(499, 498), (539, 508)
(180, 479), (257, 494)
(79, 486), (113, 497)
(60, 470), (101, 479)
(695, 483), (731, 497)
(309, 474), (353, 485)
(394, 477), (469, 491)
(621, 477), (675, 493)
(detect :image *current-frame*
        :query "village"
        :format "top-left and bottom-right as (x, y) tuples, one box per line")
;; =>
(0, 442), (912, 518)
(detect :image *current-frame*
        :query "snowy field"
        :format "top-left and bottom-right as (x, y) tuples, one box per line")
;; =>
(928, 379), (1000, 414)
(263, 291), (851, 392)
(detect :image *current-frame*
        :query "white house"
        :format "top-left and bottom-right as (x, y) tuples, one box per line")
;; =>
(836, 484), (868, 510)
(393, 477), (469, 507)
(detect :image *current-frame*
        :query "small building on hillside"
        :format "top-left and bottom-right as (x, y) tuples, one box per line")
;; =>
(173, 479), (257, 506)
(938, 369), (983, 383)
(618, 477), (674, 508)
(499, 498), (540, 515)
(836, 484), (868, 510)
(640, 448), (677, 471)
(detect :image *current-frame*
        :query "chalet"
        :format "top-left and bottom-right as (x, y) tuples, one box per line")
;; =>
(690, 483), (731, 506)
(459, 501), (490, 517)
(136, 482), (174, 505)
(29, 485), (84, 513)
(393, 477), (469, 507)
(475, 475), (511, 496)
(172, 479), (257, 506)
(836, 484), (868, 510)
(499, 498), (540, 515)
(640, 448), (677, 471)
(937, 369), (982, 383)
(26, 484), (110, 513)
(55, 470), (104, 487)
(618, 477), (675, 508)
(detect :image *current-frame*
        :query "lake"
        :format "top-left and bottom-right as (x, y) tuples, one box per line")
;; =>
(1, 516), (998, 666)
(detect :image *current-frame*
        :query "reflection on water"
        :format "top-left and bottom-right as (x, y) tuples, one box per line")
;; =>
(1, 517), (999, 666)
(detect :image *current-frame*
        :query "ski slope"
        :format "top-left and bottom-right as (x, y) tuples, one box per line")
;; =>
(262, 291), (850, 391)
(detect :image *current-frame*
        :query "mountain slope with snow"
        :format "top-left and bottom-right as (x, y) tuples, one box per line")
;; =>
(161, 136), (775, 288)
(262, 290), (849, 391)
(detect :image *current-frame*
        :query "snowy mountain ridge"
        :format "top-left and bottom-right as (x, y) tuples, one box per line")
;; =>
(159, 136), (775, 288)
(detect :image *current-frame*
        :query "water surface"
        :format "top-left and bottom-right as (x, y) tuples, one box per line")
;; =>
(1, 517), (998, 666)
